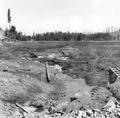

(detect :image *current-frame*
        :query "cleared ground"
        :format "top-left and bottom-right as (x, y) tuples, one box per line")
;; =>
(0, 41), (120, 117)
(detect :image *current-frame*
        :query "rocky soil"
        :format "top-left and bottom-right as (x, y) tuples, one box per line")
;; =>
(0, 41), (119, 118)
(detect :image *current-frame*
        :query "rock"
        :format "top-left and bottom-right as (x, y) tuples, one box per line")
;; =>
(109, 113), (116, 118)
(57, 57), (68, 61)
(48, 53), (57, 59)
(86, 108), (93, 116)
(38, 55), (44, 59)
(78, 110), (84, 118)
(116, 104), (120, 108)
(54, 64), (62, 72)
(75, 92), (82, 98)
(82, 111), (87, 117)
(117, 111), (120, 116)
(14, 110), (24, 118)
(55, 101), (68, 112)
(75, 91), (90, 98)
(103, 100), (116, 112)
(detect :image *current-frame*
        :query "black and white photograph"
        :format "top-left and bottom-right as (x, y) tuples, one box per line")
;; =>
(0, 0), (120, 117)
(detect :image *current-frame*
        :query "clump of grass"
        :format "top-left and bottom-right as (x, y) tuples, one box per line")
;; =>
(2, 82), (44, 105)
(2, 91), (29, 104)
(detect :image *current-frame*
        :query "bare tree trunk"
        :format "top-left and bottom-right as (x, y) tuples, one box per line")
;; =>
(9, 22), (11, 30)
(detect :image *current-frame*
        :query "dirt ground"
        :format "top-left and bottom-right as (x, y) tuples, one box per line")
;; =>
(0, 41), (120, 117)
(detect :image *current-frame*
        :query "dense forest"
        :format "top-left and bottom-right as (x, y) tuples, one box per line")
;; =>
(5, 25), (115, 41)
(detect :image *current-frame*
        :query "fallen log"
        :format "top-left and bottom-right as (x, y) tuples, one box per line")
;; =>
(15, 103), (29, 114)
(45, 62), (50, 83)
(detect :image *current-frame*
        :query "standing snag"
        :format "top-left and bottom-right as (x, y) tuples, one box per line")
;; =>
(7, 8), (11, 29)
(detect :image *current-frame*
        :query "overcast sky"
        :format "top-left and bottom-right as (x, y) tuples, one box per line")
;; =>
(0, 0), (120, 34)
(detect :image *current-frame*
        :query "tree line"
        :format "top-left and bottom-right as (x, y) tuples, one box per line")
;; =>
(5, 9), (114, 41)
(5, 26), (114, 41)
(31, 32), (114, 41)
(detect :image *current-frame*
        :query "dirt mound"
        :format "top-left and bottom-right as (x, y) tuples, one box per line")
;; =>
(0, 29), (5, 40)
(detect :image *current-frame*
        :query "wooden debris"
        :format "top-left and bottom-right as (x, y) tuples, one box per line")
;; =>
(27, 49), (37, 58)
(45, 62), (50, 83)
(15, 103), (29, 114)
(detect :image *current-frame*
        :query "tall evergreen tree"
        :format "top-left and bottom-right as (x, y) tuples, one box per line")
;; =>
(7, 9), (11, 29)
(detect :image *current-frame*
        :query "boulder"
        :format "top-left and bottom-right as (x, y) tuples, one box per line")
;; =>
(103, 100), (116, 112)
